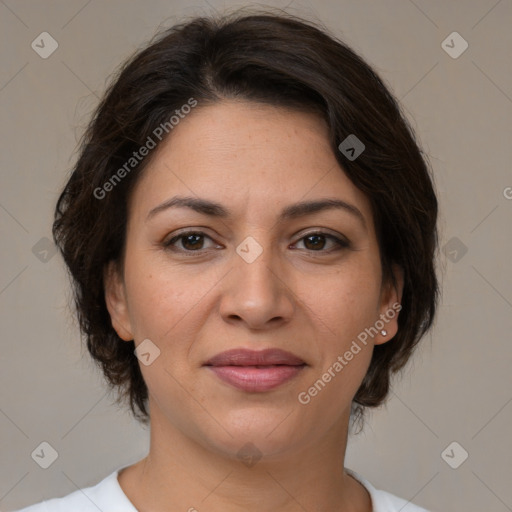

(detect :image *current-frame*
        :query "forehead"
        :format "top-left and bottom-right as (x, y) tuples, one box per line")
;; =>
(128, 100), (373, 225)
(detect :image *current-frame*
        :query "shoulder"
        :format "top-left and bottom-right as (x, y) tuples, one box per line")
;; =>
(11, 467), (136, 512)
(346, 468), (431, 512)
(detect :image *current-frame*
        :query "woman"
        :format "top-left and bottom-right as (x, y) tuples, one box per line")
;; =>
(15, 8), (438, 512)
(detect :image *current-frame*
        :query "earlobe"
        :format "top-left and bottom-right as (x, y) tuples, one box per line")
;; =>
(376, 264), (404, 345)
(103, 260), (134, 341)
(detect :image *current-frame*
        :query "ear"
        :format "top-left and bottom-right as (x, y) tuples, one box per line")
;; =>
(103, 260), (134, 341)
(375, 263), (404, 346)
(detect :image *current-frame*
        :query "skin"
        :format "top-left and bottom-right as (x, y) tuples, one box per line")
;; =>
(104, 99), (403, 512)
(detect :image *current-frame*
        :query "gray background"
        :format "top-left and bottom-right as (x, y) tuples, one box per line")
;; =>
(1, 1), (511, 511)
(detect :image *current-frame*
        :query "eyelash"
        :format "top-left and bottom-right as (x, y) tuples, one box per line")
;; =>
(163, 230), (350, 256)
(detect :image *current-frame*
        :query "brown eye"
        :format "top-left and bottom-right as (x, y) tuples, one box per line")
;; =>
(164, 231), (217, 252)
(303, 234), (327, 250)
(295, 232), (350, 252)
(180, 233), (204, 250)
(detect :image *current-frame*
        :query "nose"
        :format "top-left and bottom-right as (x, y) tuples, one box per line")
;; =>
(219, 241), (295, 331)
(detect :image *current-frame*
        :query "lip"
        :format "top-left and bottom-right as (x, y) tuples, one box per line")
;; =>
(204, 348), (306, 392)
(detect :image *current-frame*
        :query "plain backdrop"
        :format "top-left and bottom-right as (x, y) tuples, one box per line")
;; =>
(1, 1), (511, 511)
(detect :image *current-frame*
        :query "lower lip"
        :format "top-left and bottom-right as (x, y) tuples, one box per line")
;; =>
(207, 365), (305, 392)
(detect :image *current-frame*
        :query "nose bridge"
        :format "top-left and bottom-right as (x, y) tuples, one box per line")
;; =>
(234, 234), (281, 301)
(237, 244), (277, 292)
(219, 234), (294, 328)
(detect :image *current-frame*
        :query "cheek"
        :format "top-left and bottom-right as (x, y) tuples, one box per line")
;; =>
(297, 276), (378, 417)
(298, 259), (382, 342)
(122, 252), (212, 340)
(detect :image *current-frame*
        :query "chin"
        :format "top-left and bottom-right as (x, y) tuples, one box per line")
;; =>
(205, 405), (306, 459)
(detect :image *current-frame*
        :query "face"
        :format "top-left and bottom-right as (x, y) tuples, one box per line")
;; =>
(105, 99), (403, 459)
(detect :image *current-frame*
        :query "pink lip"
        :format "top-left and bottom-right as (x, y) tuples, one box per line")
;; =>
(204, 349), (306, 392)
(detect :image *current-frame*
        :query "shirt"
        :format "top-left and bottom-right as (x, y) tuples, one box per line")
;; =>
(12, 465), (430, 512)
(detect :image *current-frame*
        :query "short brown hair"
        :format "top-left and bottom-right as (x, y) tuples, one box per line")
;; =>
(53, 9), (439, 429)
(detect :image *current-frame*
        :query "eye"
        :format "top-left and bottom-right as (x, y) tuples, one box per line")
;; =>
(163, 229), (350, 255)
(293, 231), (350, 252)
(164, 231), (219, 252)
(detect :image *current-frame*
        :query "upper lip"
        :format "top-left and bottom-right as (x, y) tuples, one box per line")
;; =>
(204, 348), (305, 367)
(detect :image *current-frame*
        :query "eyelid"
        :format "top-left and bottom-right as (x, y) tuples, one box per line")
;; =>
(294, 227), (349, 242)
(163, 229), (220, 249)
(291, 230), (350, 251)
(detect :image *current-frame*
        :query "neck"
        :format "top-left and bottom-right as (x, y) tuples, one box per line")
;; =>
(118, 400), (371, 512)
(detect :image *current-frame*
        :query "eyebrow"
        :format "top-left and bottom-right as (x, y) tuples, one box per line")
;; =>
(146, 195), (367, 229)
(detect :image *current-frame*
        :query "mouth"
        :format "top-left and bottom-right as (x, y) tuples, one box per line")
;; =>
(204, 348), (307, 392)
